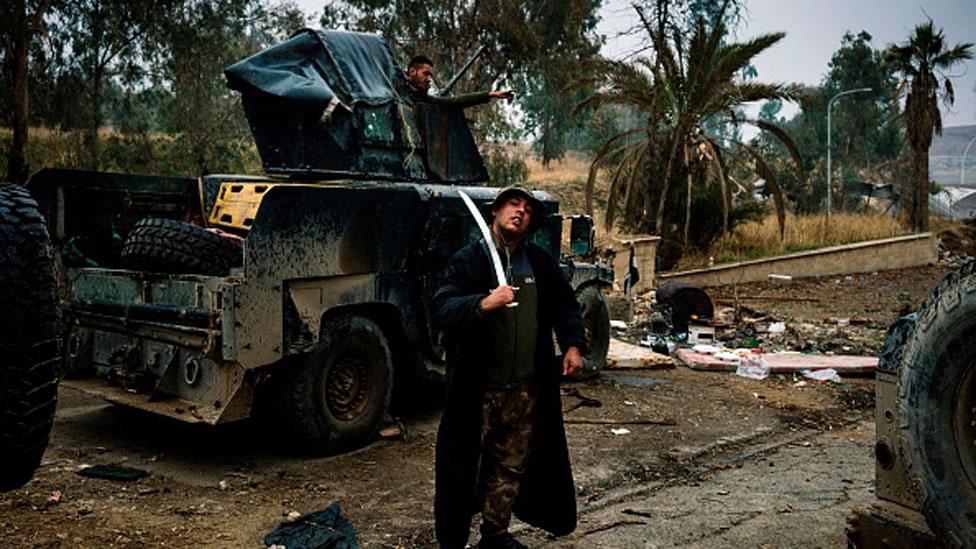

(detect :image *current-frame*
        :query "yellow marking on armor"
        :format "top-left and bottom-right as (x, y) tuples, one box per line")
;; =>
(208, 182), (277, 232)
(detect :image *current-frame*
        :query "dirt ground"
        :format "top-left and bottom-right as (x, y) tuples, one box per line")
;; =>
(0, 264), (954, 548)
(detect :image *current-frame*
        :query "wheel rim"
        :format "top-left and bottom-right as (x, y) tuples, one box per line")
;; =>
(952, 360), (976, 491)
(326, 354), (371, 421)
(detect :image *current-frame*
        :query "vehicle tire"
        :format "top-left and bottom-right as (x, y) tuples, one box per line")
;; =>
(0, 183), (61, 492)
(121, 218), (242, 276)
(897, 259), (976, 546)
(569, 284), (610, 380)
(278, 315), (393, 453)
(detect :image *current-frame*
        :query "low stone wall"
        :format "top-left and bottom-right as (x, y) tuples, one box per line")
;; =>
(657, 233), (937, 288)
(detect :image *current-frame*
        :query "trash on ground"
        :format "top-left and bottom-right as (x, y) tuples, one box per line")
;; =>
(264, 503), (359, 549)
(76, 465), (149, 482)
(767, 274), (792, 283)
(562, 387), (603, 413)
(691, 343), (721, 355)
(676, 348), (877, 375)
(687, 323), (716, 345)
(610, 319), (628, 330)
(803, 368), (842, 383)
(46, 490), (63, 506)
(378, 419), (406, 440)
(768, 322), (786, 333)
(610, 428), (631, 436)
(736, 356), (771, 380)
(607, 338), (674, 369)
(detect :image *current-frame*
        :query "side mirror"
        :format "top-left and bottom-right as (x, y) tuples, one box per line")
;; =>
(569, 215), (594, 256)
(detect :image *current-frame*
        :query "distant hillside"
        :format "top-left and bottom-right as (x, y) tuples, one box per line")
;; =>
(931, 124), (976, 186)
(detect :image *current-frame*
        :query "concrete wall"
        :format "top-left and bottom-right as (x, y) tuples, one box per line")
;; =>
(657, 233), (937, 288)
(612, 235), (661, 293)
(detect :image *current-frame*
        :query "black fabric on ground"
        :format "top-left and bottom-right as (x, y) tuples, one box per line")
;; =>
(263, 502), (359, 549)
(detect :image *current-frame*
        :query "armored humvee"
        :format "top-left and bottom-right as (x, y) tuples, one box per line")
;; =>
(25, 30), (612, 453)
(847, 260), (976, 547)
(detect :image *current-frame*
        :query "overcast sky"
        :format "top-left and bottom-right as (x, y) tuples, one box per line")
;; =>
(297, 0), (976, 128)
(598, 0), (976, 128)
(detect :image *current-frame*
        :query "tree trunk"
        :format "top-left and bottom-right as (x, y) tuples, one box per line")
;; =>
(682, 142), (692, 249)
(913, 146), (930, 232)
(84, 65), (104, 170)
(6, 0), (30, 184)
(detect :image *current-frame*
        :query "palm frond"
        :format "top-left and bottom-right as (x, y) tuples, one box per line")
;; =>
(584, 128), (645, 214)
(739, 142), (786, 240)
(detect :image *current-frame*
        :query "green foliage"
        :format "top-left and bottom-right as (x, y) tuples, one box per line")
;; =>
(753, 31), (907, 215)
(483, 145), (529, 188)
(322, 0), (604, 148)
(582, 0), (802, 261)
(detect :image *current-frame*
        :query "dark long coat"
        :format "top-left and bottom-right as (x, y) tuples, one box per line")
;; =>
(431, 240), (585, 548)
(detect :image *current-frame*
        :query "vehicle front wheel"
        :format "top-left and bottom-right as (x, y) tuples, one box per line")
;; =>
(278, 315), (393, 454)
(568, 284), (610, 380)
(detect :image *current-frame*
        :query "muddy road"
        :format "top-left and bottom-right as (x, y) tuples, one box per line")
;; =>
(0, 265), (952, 547)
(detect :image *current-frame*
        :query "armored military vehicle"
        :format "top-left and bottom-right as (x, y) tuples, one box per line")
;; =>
(26, 30), (612, 453)
(847, 260), (976, 547)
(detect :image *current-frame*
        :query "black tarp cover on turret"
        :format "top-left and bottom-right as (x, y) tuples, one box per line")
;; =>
(224, 29), (487, 183)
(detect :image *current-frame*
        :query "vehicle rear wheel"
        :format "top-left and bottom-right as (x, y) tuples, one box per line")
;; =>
(278, 315), (393, 453)
(0, 183), (61, 492)
(568, 284), (610, 380)
(121, 218), (242, 276)
(897, 259), (976, 546)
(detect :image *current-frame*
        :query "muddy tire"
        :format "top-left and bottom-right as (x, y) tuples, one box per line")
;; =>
(0, 183), (60, 492)
(278, 316), (393, 453)
(569, 284), (610, 380)
(897, 259), (976, 546)
(121, 218), (242, 276)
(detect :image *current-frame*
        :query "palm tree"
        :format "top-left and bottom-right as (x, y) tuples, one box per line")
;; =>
(886, 20), (972, 232)
(579, 5), (804, 247)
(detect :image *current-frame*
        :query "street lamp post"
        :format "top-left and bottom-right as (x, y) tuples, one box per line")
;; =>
(827, 87), (872, 219)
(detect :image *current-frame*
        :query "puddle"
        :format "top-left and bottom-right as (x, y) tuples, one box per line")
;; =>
(603, 373), (674, 388)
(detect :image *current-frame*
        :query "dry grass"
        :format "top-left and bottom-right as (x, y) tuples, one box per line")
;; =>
(676, 211), (910, 270)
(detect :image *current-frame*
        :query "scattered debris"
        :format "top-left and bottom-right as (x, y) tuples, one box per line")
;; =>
(610, 320), (628, 330)
(735, 356), (771, 380)
(76, 465), (149, 482)
(218, 480), (230, 492)
(46, 490), (63, 506)
(562, 388), (603, 413)
(767, 274), (792, 283)
(264, 503), (359, 549)
(378, 419), (406, 440)
(607, 338), (674, 369)
(803, 368), (842, 383)
(610, 428), (631, 436)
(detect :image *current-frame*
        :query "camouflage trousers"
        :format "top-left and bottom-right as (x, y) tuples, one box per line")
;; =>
(478, 382), (536, 535)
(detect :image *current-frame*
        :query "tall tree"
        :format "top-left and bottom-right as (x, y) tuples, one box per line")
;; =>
(754, 31), (902, 214)
(886, 20), (972, 231)
(581, 3), (802, 251)
(147, 0), (268, 175)
(51, 0), (153, 169)
(2, 0), (53, 183)
(321, 0), (603, 142)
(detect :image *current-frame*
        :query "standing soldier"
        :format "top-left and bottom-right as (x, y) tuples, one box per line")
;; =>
(433, 187), (584, 549)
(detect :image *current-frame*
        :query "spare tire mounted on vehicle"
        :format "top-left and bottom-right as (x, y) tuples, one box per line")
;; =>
(122, 218), (243, 276)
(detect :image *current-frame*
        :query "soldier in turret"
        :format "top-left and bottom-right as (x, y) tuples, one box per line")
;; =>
(399, 55), (515, 107)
